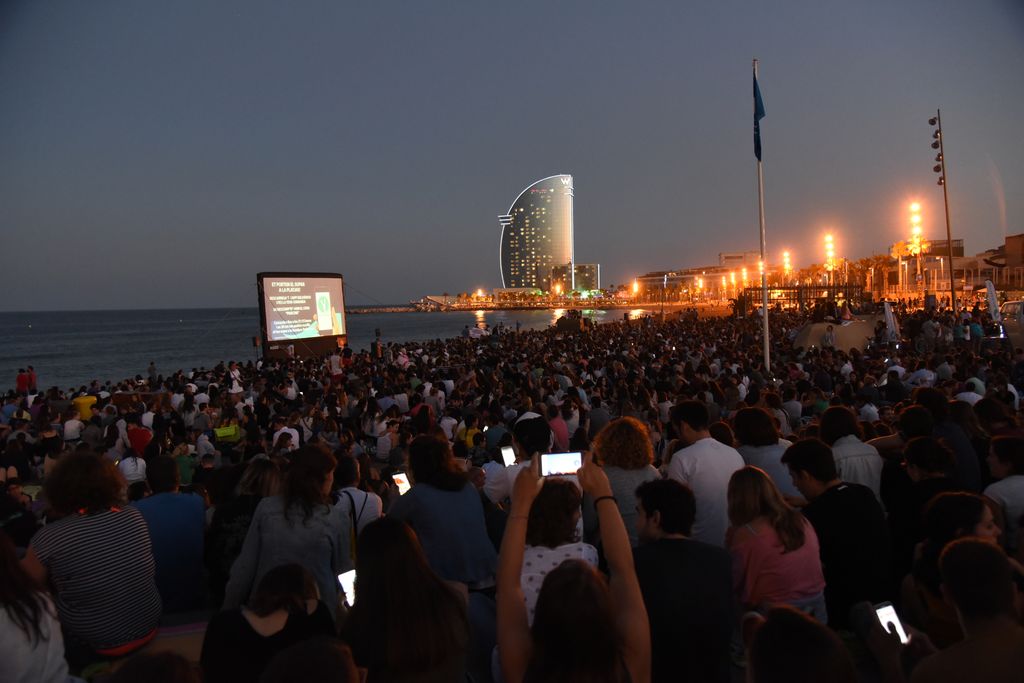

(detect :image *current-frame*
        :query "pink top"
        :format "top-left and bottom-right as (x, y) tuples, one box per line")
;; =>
(728, 517), (825, 608)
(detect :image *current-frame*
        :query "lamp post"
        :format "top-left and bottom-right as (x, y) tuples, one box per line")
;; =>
(782, 250), (792, 286)
(930, 111), (956, 312)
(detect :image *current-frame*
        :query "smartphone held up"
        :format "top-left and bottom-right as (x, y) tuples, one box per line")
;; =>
(538, 452), (583, 477)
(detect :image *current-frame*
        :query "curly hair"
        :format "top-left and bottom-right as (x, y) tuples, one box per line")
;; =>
(44, 451), (125, 516)
(592, 417), (653, 469)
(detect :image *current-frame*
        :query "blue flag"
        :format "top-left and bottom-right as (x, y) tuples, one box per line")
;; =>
(753, 70), (765, 161)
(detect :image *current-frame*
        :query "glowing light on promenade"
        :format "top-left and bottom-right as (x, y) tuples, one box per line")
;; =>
(632, 279), (639, 295)
(554, 283), (562, 296)
(782, 251), (792, 282)
(908, 201), (929, 292)
(824, 233), (836, 285)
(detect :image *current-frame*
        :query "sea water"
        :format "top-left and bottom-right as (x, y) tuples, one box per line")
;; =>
(0, 307), (652, 391)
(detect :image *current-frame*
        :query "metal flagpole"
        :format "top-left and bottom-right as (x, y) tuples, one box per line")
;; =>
(754, 59), (770, 376)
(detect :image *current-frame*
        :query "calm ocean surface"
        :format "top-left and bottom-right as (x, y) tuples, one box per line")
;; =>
(0, 307), (652, 391)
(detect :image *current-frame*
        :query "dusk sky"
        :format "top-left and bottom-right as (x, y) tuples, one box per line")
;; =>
(2, 0), (1022, 310)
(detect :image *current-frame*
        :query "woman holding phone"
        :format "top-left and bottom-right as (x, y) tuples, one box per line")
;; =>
(341, 518), (468, 681)
(388, 435), (497, 587)
(497, 453), (651, 683)
(224, 447), (352, 620)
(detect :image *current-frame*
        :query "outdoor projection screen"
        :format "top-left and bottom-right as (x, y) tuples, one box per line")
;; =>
(257, 272), (346, 359)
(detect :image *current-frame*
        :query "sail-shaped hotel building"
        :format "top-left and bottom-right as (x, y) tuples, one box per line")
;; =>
(498, 174), (574, 290)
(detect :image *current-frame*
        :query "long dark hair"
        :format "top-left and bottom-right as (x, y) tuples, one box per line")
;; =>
(247, 564), (318, 617)
(733, 407), (780, 447)
(0, 533), (54, 645)
(914, 492), (988, 595)
(283, 447), (337, 522)
(342, 518), (467, 677)
(527, 560), (626, 683)
(408, 435), (467, 492)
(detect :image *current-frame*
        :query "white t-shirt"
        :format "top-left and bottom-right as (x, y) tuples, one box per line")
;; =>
(273, 427), (300, 450)
(521, 542), (599, 624)
(859, 403), (880, 423)
(439, 416), (458, 441)
(376, 433), (394, 462)
(62, 419), (85, 441)
(484, 459), (531, 505)
(666, 437), (745, 547)
(335, 487), (383, 534)
(329, 354), (343, 375)
(954, 391), (983, 406)
(832, 435), (883, 501)
(907, 369), (936, 388)
(118, 455), (147, 484)
(984, 475), (1024, 552)
(0, 593), (68, 683)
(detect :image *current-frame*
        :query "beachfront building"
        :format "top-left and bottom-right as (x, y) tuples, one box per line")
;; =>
(719, 251), (762, 269)
(574, 263), (600, 291)
(499, 174), (574, 290)
(548, 262), (600, 293)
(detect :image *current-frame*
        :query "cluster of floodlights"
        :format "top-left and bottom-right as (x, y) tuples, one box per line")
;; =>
(929, 114), (946, 186)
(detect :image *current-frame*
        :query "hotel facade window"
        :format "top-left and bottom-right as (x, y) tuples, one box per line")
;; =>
(499, 174), (574, 289)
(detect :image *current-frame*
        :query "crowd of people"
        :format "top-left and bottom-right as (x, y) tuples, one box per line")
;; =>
(1, 301), (1024, 682)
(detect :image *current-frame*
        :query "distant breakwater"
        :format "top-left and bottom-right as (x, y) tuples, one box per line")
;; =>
(351, 302), (712, 315)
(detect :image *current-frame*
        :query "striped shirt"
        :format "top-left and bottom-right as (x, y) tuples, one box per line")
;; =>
(30, 507), (162, 649)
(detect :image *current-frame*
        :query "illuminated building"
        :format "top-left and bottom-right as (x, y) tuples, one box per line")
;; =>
(573, 263), (600, 290)
(498, 174), (574, 289)
(549, 262), (599, 292)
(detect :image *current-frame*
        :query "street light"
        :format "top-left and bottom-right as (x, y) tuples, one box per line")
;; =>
(908, 201), (929, 296)
(929, 110), (956, 311)
(824, 233), (836, 288)
(782, 250), (792, 284)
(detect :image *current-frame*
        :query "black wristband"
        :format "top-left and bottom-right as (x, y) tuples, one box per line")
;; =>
(594, 495), (617, 506)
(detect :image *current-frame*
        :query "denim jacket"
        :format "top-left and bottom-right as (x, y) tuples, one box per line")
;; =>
(223, 495), (352, 619)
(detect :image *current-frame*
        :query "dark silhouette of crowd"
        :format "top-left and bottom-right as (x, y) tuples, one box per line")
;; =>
(1, 305), (1023, 682)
